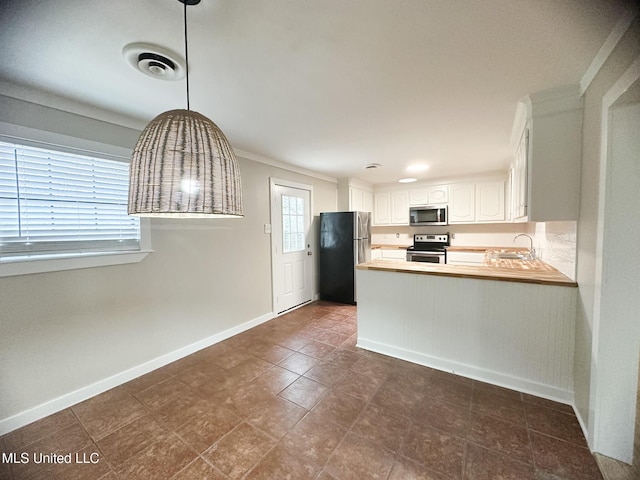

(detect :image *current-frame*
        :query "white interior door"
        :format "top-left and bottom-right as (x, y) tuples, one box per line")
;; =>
(271, 180), (313, 314)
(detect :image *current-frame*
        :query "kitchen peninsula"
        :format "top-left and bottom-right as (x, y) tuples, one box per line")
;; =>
(355, 259), (577, 403)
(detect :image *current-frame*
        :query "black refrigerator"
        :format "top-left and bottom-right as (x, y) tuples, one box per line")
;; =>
(319, 211), (371, 305)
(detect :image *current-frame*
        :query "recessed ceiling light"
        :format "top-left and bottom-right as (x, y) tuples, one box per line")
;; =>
(398, 178), (417, 183)
(406, 164), (429, 173)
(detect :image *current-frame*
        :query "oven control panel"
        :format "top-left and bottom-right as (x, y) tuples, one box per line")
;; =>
(414, 234), (448, 243)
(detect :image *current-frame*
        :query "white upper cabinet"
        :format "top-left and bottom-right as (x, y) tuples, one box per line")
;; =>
(373, 191), (409, 225)
(511, 129), (528, 221)
(373, 192), (391, 225)
(374, 180), (505, 226)
(408, 185), (449, 205)
(511, 85), (583, 222)
(428, 186), (449, 204)
(390, 191), (409, 224)
(449, 183), (476, 223)
(350, 187), (373, 212)
(476, 181), (505, 222)
(337, 178), (373, 213)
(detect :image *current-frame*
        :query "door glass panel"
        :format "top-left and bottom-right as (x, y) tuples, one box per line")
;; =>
(282, 194), (305, 253)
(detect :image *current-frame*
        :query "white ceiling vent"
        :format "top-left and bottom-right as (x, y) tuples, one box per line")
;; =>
(122, 42), (186, 81)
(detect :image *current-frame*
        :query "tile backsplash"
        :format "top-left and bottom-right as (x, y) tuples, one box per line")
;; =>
(535, 221), (577, 280)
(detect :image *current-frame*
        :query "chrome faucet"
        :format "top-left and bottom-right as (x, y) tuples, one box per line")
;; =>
(514, 234), (536, 259)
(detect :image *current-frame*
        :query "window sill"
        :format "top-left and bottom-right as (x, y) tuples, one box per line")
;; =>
(0, 249), (154, 277)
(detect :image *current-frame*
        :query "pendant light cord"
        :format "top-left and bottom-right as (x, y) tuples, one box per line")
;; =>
(183, 1), (190, 111)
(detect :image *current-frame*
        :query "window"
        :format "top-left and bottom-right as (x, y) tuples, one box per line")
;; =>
(281, 194), (305, 253)
(0, 140), (149, 275)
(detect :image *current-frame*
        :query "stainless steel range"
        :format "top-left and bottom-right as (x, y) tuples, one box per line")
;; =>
(406, 233), (449, 264)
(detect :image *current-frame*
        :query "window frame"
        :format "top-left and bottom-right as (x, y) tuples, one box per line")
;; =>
(0, 127), (152, 277)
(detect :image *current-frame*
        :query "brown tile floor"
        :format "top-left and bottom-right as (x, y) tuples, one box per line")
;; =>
(0, 301), (603, 480)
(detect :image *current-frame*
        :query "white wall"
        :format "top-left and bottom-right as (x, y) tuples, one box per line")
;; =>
(0, 95), (338, 431)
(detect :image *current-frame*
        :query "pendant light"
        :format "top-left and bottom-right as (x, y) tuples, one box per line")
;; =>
(128, 0), (243, 218)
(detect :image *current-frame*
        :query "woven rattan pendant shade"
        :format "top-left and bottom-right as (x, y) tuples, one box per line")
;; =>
(128, 109), (243, 217)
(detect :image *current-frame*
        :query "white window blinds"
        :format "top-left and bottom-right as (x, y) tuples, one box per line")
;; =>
(0, 140), (140, 257)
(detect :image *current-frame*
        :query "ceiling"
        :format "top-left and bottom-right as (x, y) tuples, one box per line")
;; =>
(0, 0), (628, 185)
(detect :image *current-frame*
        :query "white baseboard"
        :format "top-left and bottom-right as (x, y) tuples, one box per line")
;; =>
(574, 403), (593, 452)
(357, 337), (575, 405)
(0, 311), (275, 436)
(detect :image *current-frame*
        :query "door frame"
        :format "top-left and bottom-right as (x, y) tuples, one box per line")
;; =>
(269, 177), (314, 315)
(589, 54), (640, 463)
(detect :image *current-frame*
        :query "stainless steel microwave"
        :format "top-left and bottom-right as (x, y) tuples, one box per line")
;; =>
(409, 205), (448, 226)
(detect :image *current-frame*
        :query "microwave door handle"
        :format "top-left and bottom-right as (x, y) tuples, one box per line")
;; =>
(437, 209), (441, 223)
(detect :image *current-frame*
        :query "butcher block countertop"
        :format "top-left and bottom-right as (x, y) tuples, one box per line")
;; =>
(371, 244), (411, 250)
(446, 246), (527, 253)
(357, 259), (577, 287)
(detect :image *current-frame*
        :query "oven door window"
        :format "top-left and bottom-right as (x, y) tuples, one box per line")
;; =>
(413, 256), (440, 263)
(408, 253), (444, 264)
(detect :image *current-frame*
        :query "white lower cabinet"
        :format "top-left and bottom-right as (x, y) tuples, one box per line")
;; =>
(446, 251), (485, 265)
(381, 249), (407, 261)
(371, 248), (406, 261)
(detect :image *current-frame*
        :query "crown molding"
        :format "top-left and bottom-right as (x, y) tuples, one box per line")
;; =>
(580, 2), (639, 95)
(234, 148), (337, 184)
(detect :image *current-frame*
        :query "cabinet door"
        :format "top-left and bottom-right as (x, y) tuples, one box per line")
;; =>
(449, 184), (475, 223)
(381, 249), (407, 261)
(513, 129), (529, 220)
(408, 188), (428, 206)
(390, 191), (409, 224)
(349, 187), (373, 212)
(506, 168), (513, 222)
(350, 188), (364, 211)
(362, 190), (373, 213)
(476, 182), (505, 222)
(373, 193), (391, 225)
(446, 251), (485, 265)
(408, 185), (449, 205)
(427, 185), (449, 204)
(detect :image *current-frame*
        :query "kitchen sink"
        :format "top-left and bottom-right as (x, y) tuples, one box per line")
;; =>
(487, 251), (534, 261)
(493, 252), (526, 259)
